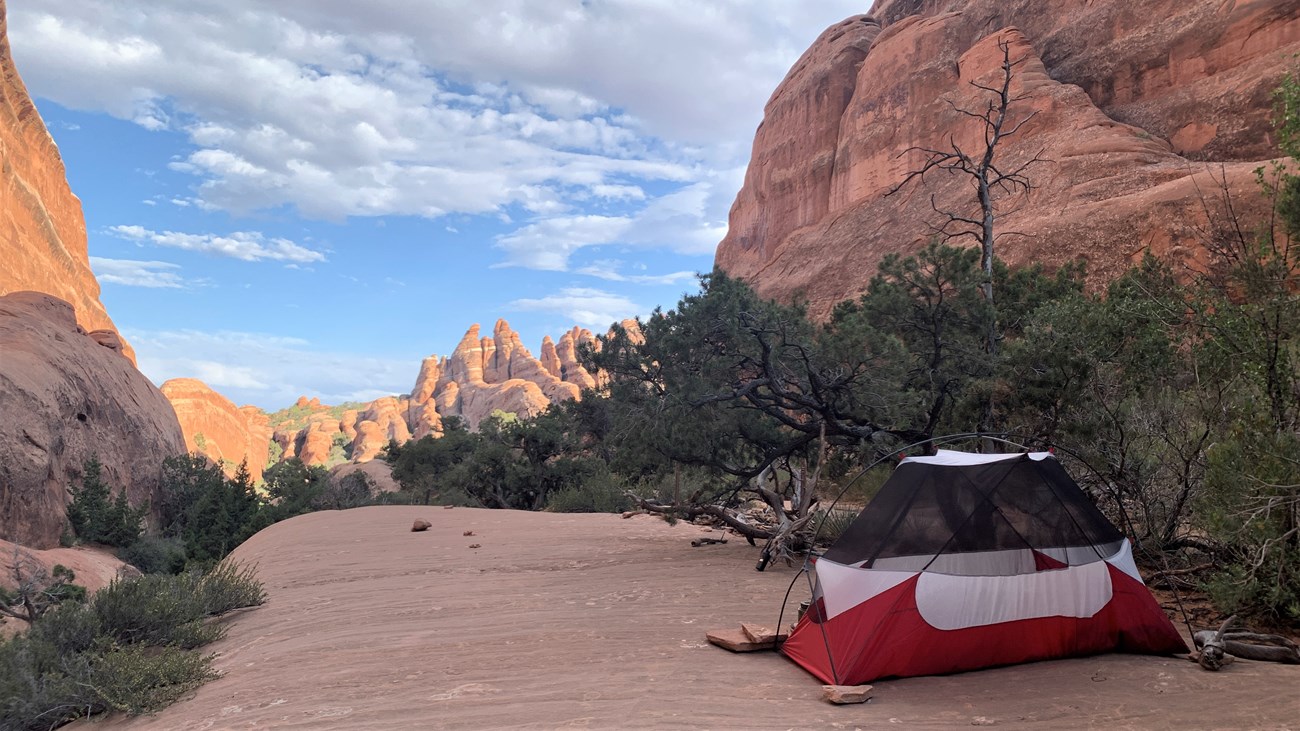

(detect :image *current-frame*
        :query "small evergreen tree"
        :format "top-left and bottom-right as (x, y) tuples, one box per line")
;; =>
(66, 457), (145, 547)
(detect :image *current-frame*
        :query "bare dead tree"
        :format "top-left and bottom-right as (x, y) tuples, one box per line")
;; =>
(0, 546), (85, 623)
(887, 36), (1047, 446)
(888, 36), (1047, 357)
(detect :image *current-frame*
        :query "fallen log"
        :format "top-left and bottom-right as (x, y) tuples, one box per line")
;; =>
(1194, 615), (1236, 670)
(690, 537), (728, 547)
(1194, 629), (1300, 664)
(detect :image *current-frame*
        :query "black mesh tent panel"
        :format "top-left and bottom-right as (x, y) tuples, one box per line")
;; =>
(822, 454), (1123, 571)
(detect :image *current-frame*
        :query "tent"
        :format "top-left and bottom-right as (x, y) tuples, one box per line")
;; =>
(781, 450), (1188, 684)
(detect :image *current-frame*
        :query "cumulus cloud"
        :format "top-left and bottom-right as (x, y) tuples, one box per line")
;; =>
(108, 225), (326, 263)
(509, 287), (643, 330)
(575, 259), (697, 286)
(8, 1), (858, 270)
(128, 328), (415, 408)
(90, 256), (188, 288)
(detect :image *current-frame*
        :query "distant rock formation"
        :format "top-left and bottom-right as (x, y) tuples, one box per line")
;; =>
(715, 1), (1300, 317)
(160, 378), (273, 482)
(179, 318), (643, 474)
(0, 293), (185, 548)
(0, 0), (134, 362)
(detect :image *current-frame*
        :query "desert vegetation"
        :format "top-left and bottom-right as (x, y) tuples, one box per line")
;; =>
(0, 559), (264, 729)
(377, 73), (1300, 625)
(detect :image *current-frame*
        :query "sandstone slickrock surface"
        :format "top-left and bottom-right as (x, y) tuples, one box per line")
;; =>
(0, 0), (133, 362)
(68, 507), (1300, 730)
(0, 292), (185, 548)
(328, 460), (400, 495)
(161, 378), (272, 482)
(715, 1), (1300, 317)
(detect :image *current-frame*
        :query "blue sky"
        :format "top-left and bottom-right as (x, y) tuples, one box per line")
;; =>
(9, 0), (862, 409)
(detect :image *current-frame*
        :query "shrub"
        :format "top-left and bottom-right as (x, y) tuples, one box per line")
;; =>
(316, 470), (375, 510)
(0, 563), (263, 730)
(0, 620), (217, 729)
(196, 562), (266, 616)
(546, 480), (630, 513)
(119, 535), (188, 575)
(158, 455), (266, 564)
(0, 549), (86, 624)
(92, 561), (264, 650)
(90, 643), (218, 714)
(92, 573), (221, 649)
(810, 508), (858, 546)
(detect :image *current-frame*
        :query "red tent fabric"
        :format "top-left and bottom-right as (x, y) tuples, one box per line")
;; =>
(782, 451), (1187, 684)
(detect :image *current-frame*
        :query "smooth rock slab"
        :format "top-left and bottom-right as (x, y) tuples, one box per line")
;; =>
(823, 684), (873, 704)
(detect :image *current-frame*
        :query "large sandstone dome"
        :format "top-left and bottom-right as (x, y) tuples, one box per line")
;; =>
(715, 0), (1300, 316)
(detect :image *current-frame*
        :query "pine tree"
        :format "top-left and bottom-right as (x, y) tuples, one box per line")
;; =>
(66, 457), (145, 547)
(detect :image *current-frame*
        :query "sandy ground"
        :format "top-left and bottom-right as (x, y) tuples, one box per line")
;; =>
(75, 506), (1299, 731)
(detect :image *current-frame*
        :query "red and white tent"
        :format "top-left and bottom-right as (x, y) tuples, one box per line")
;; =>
(782, 450), (1187, 684)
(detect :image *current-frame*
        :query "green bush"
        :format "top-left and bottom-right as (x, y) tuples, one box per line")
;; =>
(90, 644), (218, 714)
(546, 480), (630, 513)
(810, 508), (858, 546)
(196, 562), (267, 617)
(118, 535), (188, 575)
(0, 563), (263, 730)
(316, 470), (375, 510)
(92, 573), (222, 649)
(158, 455), (266, 564)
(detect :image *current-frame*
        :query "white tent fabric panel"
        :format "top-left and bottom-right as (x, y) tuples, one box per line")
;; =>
(861, 540), (1128, 575)
(1103, 539), (1143, 583)
(815, 558), (916, 621)
(915, 558), (1114, 630)
(900, 449), (1053, 467)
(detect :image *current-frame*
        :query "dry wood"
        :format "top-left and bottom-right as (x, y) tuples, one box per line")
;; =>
(1146, 563), (1212, 585)
(690, 537), (728, 547)
(1194, 629), (1300, 664)
(1196, 615), (1237, 671)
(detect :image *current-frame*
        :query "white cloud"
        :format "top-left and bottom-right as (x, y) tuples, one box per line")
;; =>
(108, 225), (326, 263)
(127, 328), (414, 408)
(509, 287), (642, 329)
(493, 174), (733, 271)
(575, 260), (697, 286)
(8, 1), (860, 269)
(90, 256), (188, 288)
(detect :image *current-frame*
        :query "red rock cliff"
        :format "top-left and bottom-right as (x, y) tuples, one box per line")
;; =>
(0, 293), (185, 548)
(715, 1), (1300, 316)
(0, 0), (133, 361)
(0, 1), (185, 548)
(161, 378), (273, 482)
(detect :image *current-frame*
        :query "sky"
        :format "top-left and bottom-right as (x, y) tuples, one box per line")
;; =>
(8, 0), (863, 409)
